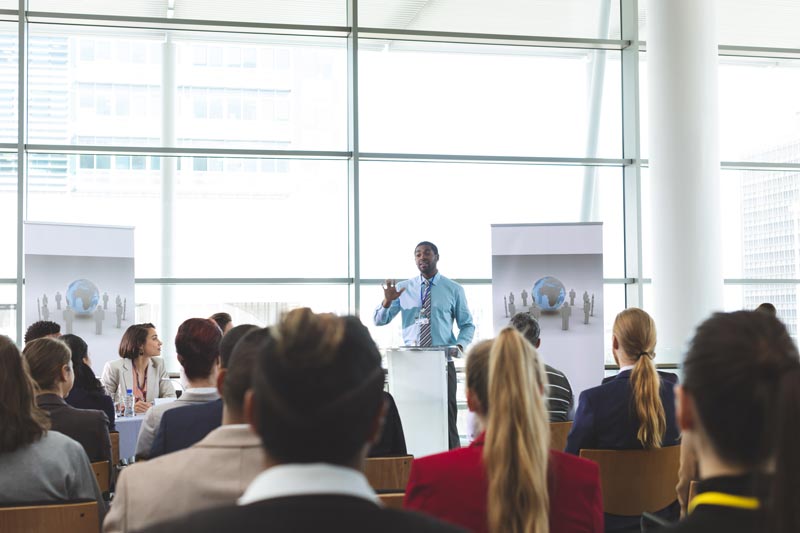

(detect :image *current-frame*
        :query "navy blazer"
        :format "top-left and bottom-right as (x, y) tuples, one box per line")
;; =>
(565, 370), (681, 455)
(149, 399), (223, 459)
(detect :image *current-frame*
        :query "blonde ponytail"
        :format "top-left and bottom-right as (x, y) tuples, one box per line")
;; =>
(483, 328), (550, 533)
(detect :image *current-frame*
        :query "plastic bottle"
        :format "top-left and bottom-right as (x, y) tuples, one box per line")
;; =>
(123, 388), (134, 417)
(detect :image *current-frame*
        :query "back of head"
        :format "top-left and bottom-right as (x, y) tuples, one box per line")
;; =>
(175, 318), (223, 380)
(219, 324), (259, 369)
(482, 328), (550, 533)
(24, 320), (61, 344)
(0, 335), (50, 453)
(22, 337), (72, 392)
(60, 334), (102, 393)
(210, 312), (232, 332)
(118, 323), (155, 360)
(223, 328), (270, 415)
(613, 307), (664, 449)
(683, 311), (800, 533)
(755, 302), (777, 317)
(252, 308), (384, 465)
(509, 312), (541, 346)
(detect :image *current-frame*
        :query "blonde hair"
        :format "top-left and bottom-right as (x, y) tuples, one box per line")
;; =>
(613, 308), (665, 449)
(480, 328), (550, 533)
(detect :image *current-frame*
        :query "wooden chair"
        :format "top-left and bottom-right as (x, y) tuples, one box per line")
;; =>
(364, 455), (414, 492)
(91, 461), (111, 493)
(549, 421), (572, 451)
(110, 431), (120, 466)
(579, 445), (681, 516)
(0, 501), (99, 533)
(378, 492), (405, 510)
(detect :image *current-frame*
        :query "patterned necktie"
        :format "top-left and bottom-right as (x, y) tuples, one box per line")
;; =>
(419, 279), (432, 347)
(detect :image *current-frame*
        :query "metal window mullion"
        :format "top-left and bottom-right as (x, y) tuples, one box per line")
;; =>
(347, 0), (360, 316)
(15, 0), (27, 346)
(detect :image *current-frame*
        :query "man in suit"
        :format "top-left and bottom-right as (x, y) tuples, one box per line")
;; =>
(141, 309), (462, 533)
(148, 324), (259, 458)
(103, 328), (271, 533)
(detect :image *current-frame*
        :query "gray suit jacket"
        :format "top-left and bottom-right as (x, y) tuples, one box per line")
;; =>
(103, 425), (265, 533)
(100, 357), (176, 403)
(36, 393), (111, 463)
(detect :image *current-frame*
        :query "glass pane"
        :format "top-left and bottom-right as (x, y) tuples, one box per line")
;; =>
(723, 284), (798, 340)
(29, 0), (346, 26)
(27, 155), (349, 278)
(0, 24), (17, 143)
(360, 0), (622, 40)
(359, 162), (625, 279)
(0, 284), (16, 341)
(0, 154), (17, 277)
(360, 41), (622, 158)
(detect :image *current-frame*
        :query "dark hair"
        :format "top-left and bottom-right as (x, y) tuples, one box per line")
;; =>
(683, 311), (800, 533)
(0, 336), (51, 453)
(210, 312), (233, 332)
(118, 323), (156, 360)
(755, 302), (777, 317)
(252, 308), (384, 465)
(415, 241), (438, 255)
(175, 318), (222, 381)
(60, 334), (103, 393)
(219, 324), (259, 369)
(223, 328), (270, 414)
(24, 321), (61, 344)
(509, 312), (541, 346)
(22, 337), (72, 392)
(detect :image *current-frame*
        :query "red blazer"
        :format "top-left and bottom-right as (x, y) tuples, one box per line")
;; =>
(404, 433), (603, 533)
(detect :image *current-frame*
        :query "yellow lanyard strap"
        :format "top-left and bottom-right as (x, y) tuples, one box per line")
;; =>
(688, 492), (761, 515)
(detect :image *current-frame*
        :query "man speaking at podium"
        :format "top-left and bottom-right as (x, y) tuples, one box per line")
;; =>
(374, 241), (475, 449)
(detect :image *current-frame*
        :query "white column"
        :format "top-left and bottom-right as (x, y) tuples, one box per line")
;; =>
(160, 34), (177, 368)
(648, 0), (723, 362)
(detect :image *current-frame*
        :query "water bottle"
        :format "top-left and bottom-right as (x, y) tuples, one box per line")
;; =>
(123, 389), (134, 418)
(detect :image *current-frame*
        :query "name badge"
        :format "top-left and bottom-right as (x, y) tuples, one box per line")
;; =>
(415, 318), (430, 326)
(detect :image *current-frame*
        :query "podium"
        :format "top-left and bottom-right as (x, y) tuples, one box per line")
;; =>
(386, 346), (450, 458)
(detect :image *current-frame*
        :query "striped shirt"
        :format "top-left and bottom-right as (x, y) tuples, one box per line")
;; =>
(545, 364), (574, 422)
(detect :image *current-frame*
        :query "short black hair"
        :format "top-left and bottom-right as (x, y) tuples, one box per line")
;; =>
(415, 241), (438, 255)
(755, 302), (777, 317)
(223, 327), (269, 414)
(509, 312), (541, 345)
(24, 321), (61, 344)
(252, 308), (384, 465)
(219, 324), (259, 369)
(61, 334), (103, 393)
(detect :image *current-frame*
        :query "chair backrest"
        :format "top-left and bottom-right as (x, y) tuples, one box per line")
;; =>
(378, 492), (405, 510)
(90, 461), (111, 493)
(579, 445), (681, 516)
(110, 431), (120, 466)
(0, 501), (99, 533)
(364, 455), (414, 492)
(549, 421), (572, 451)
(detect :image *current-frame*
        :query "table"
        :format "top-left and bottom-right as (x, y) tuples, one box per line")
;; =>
(115, 415), (145, 461)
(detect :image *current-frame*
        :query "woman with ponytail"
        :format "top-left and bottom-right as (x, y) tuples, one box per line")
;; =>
(665, 310), (800, 532)
(404, 328), (603, 533)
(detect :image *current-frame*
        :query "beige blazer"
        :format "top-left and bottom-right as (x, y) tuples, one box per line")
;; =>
(101, 357), (176, 403)
(103, 425), (265, 533)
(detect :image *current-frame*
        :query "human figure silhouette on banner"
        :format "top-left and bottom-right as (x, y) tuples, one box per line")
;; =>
(503, 296), (508, 317)
(94, 305), (104, 335)
(591, 294), (595, 317)
(103, 292), (109, 310)
(520, 289), (528, 307)
(42, 302), (50, 321)
(530, 300), (541, 320)
(569, 288), (576, 306)
(123, 298), (127, 320)
(115, 302), (123, 329)
(560, 303), (571, 331)
(63, 304), (75, 335)
(55, 291), (62, 310)
(583, 298), (590, 325)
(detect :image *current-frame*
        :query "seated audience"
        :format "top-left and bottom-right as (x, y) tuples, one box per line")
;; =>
(103, 328), (269, 533)
(141, 308), (461, 533)
(101, 323), (176, 413)
(0, 335), (104, 513)
(510, 312), (574, 421)
(405, 331), (603, 533)
(368, 391), (407, 457)
(148, 324), (259, 459)
(210, 312), (234, 334)
(24, 320), (60, 344)
(62, 334), (116, 431)
(755, 302), (776, 317)
(661, 311), (800, 533)
(134, 318), (222, 458)
(23, 337), (111, 463)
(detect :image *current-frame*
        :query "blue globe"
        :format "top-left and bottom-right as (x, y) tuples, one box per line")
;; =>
(66, 279), (100, 315)
(532, 276), (566, 311)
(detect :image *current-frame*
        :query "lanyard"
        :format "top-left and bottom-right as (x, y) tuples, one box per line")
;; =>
(688, 491), (761, 515)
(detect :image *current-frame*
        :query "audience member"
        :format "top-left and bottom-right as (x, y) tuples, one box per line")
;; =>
(104, 328), (269, 533)
(0, 335), (104, 513)
(24, 320), (60, 344)
(367, 391), (407, 457)
(664, 311), (800, 532)
(566, 307), (680, 530)
(510, 312), (574, 421)
(405, 331), (603, 533)
(755, 302), (777, 317)
(101, 323), (176, 413)
(141, 308), (461, 533)
(23, 337), (111, 463)
(210, 312), (233, 334)
(62, 334), (116, 431)
(149, 324), (259, 458)
(134, 318), (222, 458)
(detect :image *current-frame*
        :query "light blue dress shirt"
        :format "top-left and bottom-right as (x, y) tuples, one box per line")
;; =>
(373, 273), (475, 348)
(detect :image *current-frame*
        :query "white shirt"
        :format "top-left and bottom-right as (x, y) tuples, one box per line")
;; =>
(238, 463), (380, 506)
(619, 364), (635, 372)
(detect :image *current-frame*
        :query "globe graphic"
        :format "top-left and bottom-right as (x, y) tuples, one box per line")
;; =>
(66, 279), (100, 315)
(532, 276), (566, 311)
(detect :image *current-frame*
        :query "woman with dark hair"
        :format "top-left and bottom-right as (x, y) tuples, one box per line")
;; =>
(63, 333), (116, 430)
(0, 335), (104, 510)
(23, 337), (111, 463)
(405, 329), (603, 533)
(209, 312), (233, 334)
(101, 322), (176, 414)
(666, 311), (800, 532)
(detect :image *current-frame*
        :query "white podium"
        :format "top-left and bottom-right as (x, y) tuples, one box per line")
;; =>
(386, 346), (450, 458)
